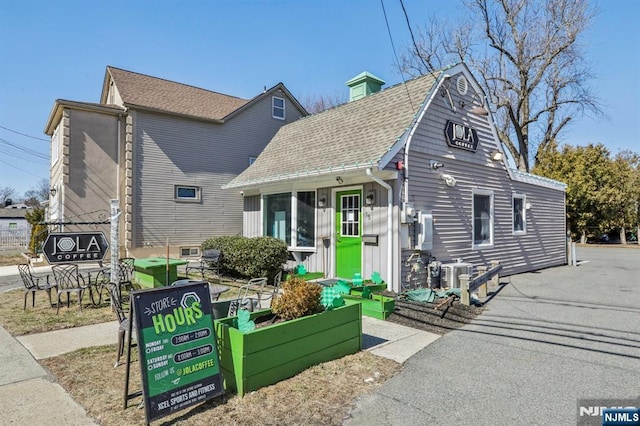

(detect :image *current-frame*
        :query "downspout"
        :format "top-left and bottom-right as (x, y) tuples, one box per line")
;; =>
(365, 168), (394, 292)
(116, 116), (121, 202)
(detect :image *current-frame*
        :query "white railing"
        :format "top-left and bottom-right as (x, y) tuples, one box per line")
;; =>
(0, 228), (30, 249)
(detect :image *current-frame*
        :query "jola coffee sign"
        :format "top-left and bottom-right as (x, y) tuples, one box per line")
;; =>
(42, 232), (109, 264)
(132, 282), (224, 423)
(444, 120), (479, 152)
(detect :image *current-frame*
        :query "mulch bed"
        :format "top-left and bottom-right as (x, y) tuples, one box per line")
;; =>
(386, 296), (485, 335)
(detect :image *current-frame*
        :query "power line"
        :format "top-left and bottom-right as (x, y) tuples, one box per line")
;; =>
(0, 145), (49, 164)
(0, 158), (48, 179)
(0, 138), (49, 160)
(0, 147), (49, 164)
(398, 0), (430, 73)
(380, 0), (416, 113)
(0, 125), (49, 142)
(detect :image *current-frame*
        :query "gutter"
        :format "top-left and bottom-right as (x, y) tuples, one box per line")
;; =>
(365, 168), (394, 292)
(224, 161), (381, 190)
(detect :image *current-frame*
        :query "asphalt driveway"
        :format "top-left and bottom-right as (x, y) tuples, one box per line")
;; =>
(346, 246), (640, 425)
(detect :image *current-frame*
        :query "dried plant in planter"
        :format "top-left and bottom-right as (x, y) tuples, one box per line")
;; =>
(271, 277), (324, 321)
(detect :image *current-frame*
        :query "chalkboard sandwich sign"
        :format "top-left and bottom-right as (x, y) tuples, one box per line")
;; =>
(131, 282), (224, 423)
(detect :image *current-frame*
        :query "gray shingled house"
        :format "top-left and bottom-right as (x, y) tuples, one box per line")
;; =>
(44, 66), (307, 258)
(224, 63), (567, 292)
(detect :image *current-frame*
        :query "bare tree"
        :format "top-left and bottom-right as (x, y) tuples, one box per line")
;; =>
(23, 178), (50, 207)
(301, 93), (348, 114)
(0, 185), (17, 206)
(400, 0), (601, 171)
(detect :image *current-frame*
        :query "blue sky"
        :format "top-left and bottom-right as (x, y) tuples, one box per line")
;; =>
(1, 0), (638, 197)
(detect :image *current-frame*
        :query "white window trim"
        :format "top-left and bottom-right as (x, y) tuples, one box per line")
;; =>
(175, 185), (201, 202)
(472, 188), (494, 250)
(180, 247), (200, 257)
(261, 190), (317, 252)
(512, 193), (527, 236)
(272, 96), (285, 120)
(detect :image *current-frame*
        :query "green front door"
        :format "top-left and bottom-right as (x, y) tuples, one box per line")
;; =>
(336, 190), (362, 278)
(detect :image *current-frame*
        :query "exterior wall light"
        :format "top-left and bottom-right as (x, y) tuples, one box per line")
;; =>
(365, 192), (375, 206)
(318, 197), (327, 208)
(441, 174), (457, 187)
(336, 176), (343, 185)
(49, 187), (57, 196)
(469, 92), (489, 116)
(490, 150), (504, 161)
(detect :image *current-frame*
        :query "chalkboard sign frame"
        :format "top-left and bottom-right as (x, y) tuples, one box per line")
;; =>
(129, 282), (224, 424)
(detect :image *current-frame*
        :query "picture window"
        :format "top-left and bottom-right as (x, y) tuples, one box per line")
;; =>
(263, 191), (316, 249)
(175, 185), (201, 202)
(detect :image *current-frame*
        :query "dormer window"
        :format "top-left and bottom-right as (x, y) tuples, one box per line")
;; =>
(272, 96), (285, 120)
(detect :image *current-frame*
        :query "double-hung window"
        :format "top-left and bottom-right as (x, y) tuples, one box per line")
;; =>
(263, 191), (316, 249)
(472, 189), (494, 249)
(272, 96), (285, 120)
(512, 193), (526, 235)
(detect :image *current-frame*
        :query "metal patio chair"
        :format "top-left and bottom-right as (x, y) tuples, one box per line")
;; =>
(108, 283), (134, 367)
(185, 249), (222, 281)
(51, 263), (89, 314)
(256, 271), (283, 309)
(228, 278), (266, 316)
(117, 257), (135, 296)
(18, 264), (56, 310)
(90, 257), (135, 304)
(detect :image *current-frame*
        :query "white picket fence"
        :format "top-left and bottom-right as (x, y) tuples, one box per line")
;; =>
(0, 228), (30, 250)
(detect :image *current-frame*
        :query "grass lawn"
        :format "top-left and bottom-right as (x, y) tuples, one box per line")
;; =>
(42, 346), (399, 425)
(0, 253), (27, 267)
(0, 264), (402, 424)
(0, 288), (117, 335)
(0, 275), (259, 336)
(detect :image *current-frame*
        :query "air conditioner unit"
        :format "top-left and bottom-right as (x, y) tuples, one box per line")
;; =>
(440, 263), (473, 288)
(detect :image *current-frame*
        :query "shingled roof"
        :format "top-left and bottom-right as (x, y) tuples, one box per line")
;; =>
(224, 72), (439, 189)
(105, 67), (250, 121)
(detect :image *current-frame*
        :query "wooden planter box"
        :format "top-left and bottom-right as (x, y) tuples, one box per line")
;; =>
(214, 303), (362, 396)
(343, 293), (395, 320)
(349, 284), (387, 294)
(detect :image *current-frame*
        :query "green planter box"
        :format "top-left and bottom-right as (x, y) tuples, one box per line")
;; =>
(349, 284), (387, 295)
(214, 303), (362, 396)
(343, 293), (395, 320)
(133, 258), (188, 288)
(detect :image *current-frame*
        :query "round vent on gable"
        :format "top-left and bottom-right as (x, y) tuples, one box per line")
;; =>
(456, 75), (468, 96)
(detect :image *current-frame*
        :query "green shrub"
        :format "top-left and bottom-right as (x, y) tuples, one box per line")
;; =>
(271, 277), (323, 321)
(202, 236), (288, 281)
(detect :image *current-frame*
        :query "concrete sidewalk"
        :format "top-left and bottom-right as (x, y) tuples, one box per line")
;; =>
(0, 307), (439, 424)
(0, 326), (96, 425)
